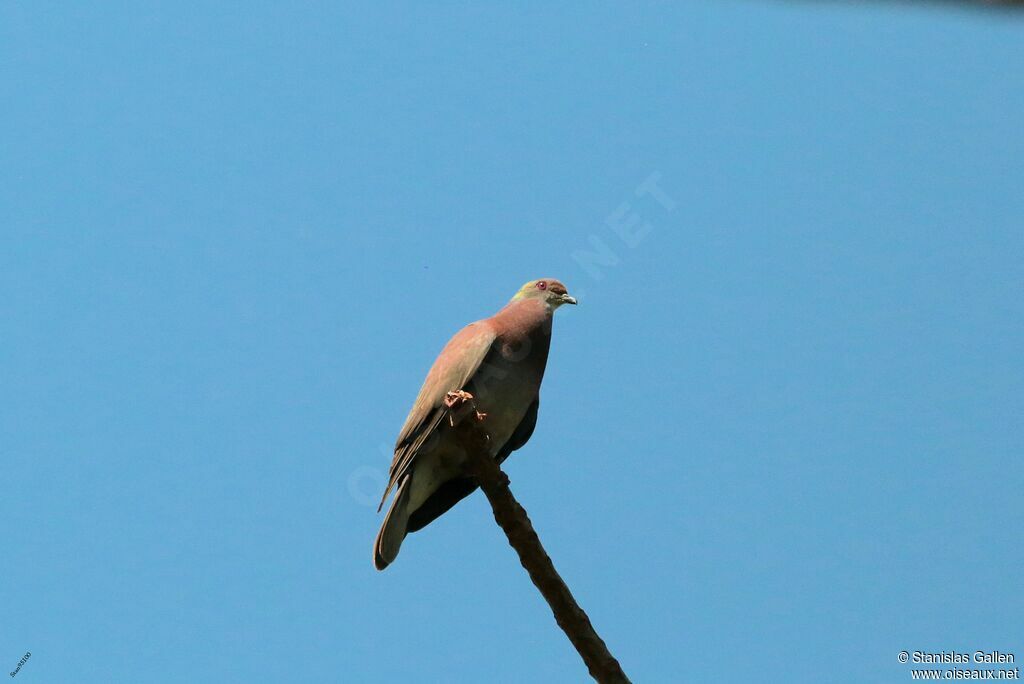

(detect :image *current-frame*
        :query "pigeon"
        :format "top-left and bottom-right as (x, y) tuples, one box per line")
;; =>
(374, 278), (576, 570)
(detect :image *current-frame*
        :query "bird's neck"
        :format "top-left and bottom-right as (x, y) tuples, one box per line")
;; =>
(493, 297), (552, 335)
(492, 297), (553, 373)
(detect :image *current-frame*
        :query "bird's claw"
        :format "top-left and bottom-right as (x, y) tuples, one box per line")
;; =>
(444, 390), (474, 408)
(445, 390), (487, 427)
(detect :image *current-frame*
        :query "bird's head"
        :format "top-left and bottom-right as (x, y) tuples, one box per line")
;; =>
(511, 278), (577, 310)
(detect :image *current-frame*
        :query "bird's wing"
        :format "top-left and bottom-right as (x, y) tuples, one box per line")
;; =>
(497, 397), (538, 463)
(378, 321), (497, 510)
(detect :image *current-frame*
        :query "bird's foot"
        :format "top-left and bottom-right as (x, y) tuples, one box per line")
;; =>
(444, 390), (474, 408)
(445, 390), (491, 449)
(445, 390), (485, 427)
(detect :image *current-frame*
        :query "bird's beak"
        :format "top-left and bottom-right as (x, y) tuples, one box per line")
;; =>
(560, 294), (578, 306)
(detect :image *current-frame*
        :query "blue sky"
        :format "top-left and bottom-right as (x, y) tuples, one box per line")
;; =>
(2, 3), (1022, 682)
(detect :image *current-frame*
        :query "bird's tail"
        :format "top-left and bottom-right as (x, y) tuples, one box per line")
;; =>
(373, 477), (411, 571)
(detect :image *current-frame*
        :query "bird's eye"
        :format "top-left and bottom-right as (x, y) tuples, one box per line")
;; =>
(536, 281), (547, 290)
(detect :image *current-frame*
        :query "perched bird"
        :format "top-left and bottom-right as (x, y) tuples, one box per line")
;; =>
(374, 278), (577, 570)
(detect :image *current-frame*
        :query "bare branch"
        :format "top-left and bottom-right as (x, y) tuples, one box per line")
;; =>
(446, 393), (630, 683)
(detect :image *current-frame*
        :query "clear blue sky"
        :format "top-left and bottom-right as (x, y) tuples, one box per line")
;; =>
(2, 3), (1022, 682)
